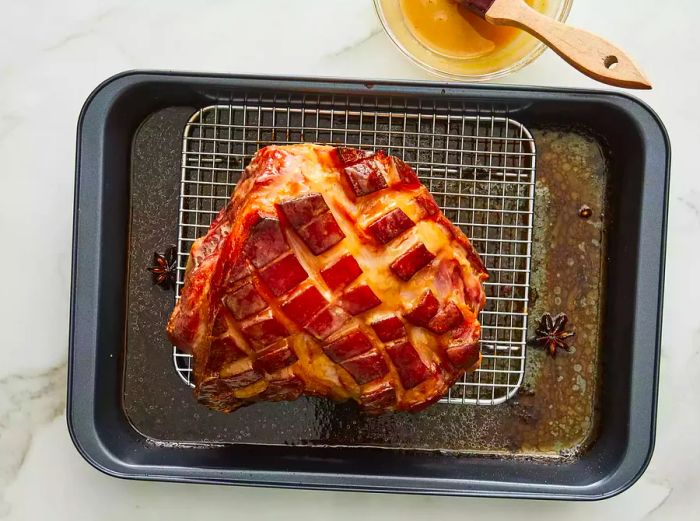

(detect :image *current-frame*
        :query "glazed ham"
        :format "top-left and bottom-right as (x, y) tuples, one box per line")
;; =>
(167, 144), (487, 414)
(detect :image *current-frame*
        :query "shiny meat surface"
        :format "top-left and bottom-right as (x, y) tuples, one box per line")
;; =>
(167, 144), (487, 414)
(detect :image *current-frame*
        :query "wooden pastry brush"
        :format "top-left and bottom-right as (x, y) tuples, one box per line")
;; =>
(458, 0), (651, 89)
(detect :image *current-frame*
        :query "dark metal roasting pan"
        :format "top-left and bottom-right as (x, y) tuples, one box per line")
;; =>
(68, 71), (669, 500)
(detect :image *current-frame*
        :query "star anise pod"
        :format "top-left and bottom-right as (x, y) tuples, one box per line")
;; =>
(531, 312), (575, 357)
(147, 245), (177, 290)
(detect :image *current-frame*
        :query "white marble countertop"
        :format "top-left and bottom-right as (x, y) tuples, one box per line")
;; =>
(1, 0), (698, 518)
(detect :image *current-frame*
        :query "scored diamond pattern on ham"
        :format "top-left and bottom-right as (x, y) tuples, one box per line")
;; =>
(167, 144), (488, 414)
(338, 284), (381, 316)
(320, 253), (363, 291)
(367, 208), (415, 244)
(370, 315), (406, 342)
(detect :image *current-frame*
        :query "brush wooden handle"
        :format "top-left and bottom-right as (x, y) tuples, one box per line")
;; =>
(486, 0), (651, 89)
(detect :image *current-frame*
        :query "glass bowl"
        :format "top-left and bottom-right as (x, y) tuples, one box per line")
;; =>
(374, 0), (573, 81)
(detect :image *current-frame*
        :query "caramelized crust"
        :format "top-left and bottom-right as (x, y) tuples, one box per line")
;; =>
(167, 144), (487, 414)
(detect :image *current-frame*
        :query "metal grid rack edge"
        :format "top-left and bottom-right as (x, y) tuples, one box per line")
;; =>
(173, 95), (536, 406)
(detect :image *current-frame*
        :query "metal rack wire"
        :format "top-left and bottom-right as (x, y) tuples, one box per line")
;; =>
(174, 94), (536, 406)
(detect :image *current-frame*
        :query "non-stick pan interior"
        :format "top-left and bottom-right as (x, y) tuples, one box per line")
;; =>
(124, 101), (607, 459)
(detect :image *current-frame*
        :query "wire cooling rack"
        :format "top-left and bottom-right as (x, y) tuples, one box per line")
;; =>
(174, 94), (536, 406)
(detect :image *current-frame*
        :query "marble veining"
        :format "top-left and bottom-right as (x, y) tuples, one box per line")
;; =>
(0, 365), (66, 516)
(0, 0), (698, 519)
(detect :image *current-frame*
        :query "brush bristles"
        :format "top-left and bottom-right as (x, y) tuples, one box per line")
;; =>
(456, 0), (496, 17)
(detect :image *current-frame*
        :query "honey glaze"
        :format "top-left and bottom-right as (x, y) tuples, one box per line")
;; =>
(400, 0), (537, 59)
